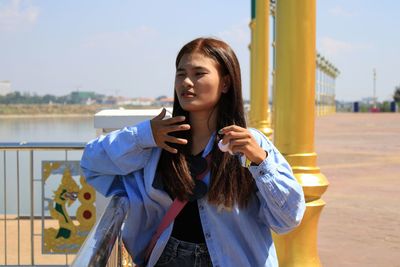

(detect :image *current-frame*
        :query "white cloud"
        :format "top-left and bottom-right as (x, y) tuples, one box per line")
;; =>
(0, 0), (39, 32)
(329, 6), (356, 17)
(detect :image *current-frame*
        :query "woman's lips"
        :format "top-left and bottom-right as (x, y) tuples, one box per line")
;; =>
(181, 92), (196, 98)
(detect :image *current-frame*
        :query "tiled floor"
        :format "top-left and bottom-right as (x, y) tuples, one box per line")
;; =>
(315, 113), (400, 267)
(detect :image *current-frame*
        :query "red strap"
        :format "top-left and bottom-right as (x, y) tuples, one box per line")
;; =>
(144, 154), (212, 262)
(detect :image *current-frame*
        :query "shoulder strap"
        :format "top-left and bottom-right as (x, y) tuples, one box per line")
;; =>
(144, 154), (212, 262)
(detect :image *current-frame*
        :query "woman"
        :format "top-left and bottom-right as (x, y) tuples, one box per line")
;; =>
(80, 37), (305, 267)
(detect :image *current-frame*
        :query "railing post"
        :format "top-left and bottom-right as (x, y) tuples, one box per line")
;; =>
(30, 149), (35, 266)
(3, 151), (7, 265)
(16, 151), (21, 265)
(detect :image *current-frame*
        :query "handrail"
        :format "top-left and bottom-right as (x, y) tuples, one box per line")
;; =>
(0, 142), (86, 150)
(71, 194), (130, 267)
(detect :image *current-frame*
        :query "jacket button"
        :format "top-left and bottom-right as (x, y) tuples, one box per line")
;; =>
(205, 233), (211, 239)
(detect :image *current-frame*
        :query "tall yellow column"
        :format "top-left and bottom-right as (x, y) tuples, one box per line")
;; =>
(249, 0), (257, 123)
(249, 0), (273, 138)
(273, 0), (329, 266)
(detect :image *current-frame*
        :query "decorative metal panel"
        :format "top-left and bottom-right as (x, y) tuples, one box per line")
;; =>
(42, 161), (96, 254)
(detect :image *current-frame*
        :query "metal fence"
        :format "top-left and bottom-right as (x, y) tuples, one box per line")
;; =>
(1, 142), (85, 266)
(1, 142), (134, 266)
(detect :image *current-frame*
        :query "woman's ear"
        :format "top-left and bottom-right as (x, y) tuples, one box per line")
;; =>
(222, 75), (231, 93)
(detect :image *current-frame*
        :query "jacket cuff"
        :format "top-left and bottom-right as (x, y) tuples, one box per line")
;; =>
(135, 120), (157, 148)
(248, 155), (278, 181)
(248, 156), (287, 207)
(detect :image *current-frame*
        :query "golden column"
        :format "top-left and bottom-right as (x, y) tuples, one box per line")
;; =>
(249, 0), (273, 138)
(273, 0), (329, 266)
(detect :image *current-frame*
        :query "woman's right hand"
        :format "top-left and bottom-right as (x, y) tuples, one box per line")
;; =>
(150, 108), (190, 153)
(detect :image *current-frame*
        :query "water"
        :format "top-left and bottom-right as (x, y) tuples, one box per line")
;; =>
(0, 116), (97, 216)
(0, 116), (96, 142)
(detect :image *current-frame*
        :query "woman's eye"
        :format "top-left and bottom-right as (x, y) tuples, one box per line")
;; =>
(196, 72), (207, 76)
(176, 73), (185, 77)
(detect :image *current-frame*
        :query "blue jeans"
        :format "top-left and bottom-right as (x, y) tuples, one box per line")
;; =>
(154, 236), (213, 267)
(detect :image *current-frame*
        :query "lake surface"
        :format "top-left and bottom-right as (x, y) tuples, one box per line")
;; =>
(0, 116), (98, 216)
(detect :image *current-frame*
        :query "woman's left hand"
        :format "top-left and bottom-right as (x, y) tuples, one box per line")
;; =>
(219, 125), (267, 165)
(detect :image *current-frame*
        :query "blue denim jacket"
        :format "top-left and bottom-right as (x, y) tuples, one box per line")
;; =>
(80, 120), (306, 267)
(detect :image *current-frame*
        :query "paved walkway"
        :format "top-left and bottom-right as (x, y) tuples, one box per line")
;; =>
(0, 218), (75, 265)
(315, 113), (400, 267)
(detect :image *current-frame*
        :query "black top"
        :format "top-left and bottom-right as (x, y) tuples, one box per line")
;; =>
(154, 151), (206, 243)
(171, 197), (205, 243)
(171, 150), (206, 243)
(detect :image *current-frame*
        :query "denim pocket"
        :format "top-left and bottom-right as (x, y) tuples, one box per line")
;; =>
(155, 242), (178, 266)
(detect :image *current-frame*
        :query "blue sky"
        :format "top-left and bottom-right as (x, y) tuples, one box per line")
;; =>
(0, 0), (399, 101)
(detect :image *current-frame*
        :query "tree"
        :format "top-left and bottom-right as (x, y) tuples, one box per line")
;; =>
(394, 85), (400, 103)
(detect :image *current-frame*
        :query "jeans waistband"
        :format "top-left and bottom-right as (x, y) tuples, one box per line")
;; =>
(168, 236), (209, 255)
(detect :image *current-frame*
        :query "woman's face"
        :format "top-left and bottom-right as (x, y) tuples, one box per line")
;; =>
(175, 52), (227, 113)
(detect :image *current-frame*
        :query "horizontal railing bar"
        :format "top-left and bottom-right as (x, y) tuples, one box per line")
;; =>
(0, 142), (86, 150)
(0, 217), (76, 221)
(15, 216), (77, 219)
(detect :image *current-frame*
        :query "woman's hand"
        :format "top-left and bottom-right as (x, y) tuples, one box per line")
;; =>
(150, 108), (190, 153)
(219, 125), (267, 165)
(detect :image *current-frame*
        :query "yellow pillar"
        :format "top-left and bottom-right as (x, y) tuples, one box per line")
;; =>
(273, 0), (329, 266)
(249, 0), (257, 123)
(249, 0), (273, 138)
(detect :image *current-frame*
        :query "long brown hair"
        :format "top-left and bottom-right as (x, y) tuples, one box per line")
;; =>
(158, 37), (254, 208)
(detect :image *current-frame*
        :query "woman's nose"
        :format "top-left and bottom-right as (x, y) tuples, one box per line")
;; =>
(182, 76), (194, 88)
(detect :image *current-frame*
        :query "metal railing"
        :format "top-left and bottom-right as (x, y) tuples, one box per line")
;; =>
(71, 194), (130, 267)
(1, 142), (85, 266)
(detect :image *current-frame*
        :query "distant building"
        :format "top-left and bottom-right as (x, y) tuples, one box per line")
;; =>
(102, 96), (117, 105)
(155, 96), (174, 106)
(128, 97), (155, 106)
(0, 80), (11, 96)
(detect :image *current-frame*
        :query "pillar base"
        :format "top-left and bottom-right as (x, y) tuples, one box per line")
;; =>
(272, 199), (325, 267)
